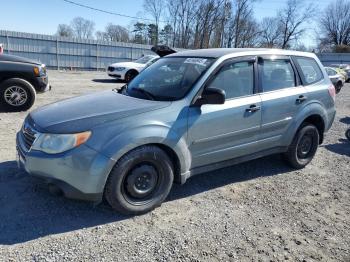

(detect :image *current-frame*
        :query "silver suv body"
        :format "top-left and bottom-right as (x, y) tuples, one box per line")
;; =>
(16, 48), (336, 214)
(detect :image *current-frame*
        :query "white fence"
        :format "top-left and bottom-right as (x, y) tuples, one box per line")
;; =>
(317, 53), (350, 66)
(0, 30), (155, 70)
(1, 30), (349, 69)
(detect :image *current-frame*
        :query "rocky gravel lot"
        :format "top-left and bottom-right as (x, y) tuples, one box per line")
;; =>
(0, 71), (349, 261)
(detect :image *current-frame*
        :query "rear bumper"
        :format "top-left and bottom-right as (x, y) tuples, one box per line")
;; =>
(325, 108), (336, 132)
(16, 132), (115, 202)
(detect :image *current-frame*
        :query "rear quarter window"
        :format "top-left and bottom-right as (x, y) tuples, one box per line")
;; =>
(294, 57), (324, 85)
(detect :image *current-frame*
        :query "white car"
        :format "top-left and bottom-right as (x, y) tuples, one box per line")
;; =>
(107, 55), (159, 82)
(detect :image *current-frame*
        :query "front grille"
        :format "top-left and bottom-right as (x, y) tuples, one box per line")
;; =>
(108, 66), (115, 72)
(21, 122), (37, 150)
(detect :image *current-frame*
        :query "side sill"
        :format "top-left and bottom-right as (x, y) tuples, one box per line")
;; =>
(179, 146), (288, 184)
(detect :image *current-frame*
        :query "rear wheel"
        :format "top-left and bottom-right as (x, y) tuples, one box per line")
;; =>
(125, 70), (138, 83)
(283, 123), (319, 169)
(0, 78), (36, 111)
(104, 146), (174, 215)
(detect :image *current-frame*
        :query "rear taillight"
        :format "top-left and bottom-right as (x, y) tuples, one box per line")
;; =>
(328, 84), (336, 102)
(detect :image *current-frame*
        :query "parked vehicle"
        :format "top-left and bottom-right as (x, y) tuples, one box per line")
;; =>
(325, 67), (344, 93)
(0, 54), (50, 111)
(107, 55), (159, 82)
(333, 67), (349, 82)
(330, 64), (350, 82)
(17, 49), (336, 215)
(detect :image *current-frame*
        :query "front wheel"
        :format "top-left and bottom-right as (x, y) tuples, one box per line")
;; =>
(0, 78), (36, 111)
(283, 124), (319, 169)
(104, 146), (174, 215)
(125, 70), (138, 83)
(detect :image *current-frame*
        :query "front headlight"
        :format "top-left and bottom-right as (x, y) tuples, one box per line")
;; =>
(32, 131), (91, 154)
(34, 64), (46, 77)
(115, 67), (126, 71)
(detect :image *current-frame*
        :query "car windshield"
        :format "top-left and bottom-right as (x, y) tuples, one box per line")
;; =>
(135, 55), (156, 64)
(125, 57), (214, 101)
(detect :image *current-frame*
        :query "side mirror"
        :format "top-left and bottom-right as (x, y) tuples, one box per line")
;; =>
(193, 87), (226, 106)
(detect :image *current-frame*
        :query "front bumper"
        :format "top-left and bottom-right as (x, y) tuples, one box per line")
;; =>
(107, 69), (126, 79)
(16, 131), (115, 202)
(33, 75), (51, 93)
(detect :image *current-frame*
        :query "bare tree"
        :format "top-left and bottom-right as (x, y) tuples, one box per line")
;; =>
(143, 0), (164, 44)
(104, 23), (129, 42)
(319, 0), (350, 48)
(193, 0), (225, 49)
(56, 24), (73, 38)
(278, 0), (316, 49)
(95, 31), (108, 41)
(226, 0), (258, 48)
(70, 17), (95, 39)
(259, 17), (281, 48)
(167, 1), (180, 47)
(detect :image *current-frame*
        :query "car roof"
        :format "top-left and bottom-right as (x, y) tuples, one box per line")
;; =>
(166, 48), (316, 59)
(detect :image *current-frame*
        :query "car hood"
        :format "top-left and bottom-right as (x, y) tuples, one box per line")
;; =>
(30, 90), (171, 133)
(109, 61), (144, 69)
(0, 54), (41, 65)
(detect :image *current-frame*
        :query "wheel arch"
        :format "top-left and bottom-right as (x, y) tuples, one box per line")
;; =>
(101, 125), (191, 185)
(301, 114), (325, 144)
(283, 102), (328, 146)
(0, 74), (37, 92)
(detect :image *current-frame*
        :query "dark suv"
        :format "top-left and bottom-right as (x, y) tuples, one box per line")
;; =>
(0, 54), (50, 111)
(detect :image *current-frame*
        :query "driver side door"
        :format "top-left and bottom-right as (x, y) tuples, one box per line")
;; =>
(187, 57), (262, 168)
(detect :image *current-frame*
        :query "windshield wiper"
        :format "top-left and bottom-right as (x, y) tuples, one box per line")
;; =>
(129, 87), (156, 100)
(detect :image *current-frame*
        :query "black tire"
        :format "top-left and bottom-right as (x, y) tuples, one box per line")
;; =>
(346, 129), (350, 141)
(335, 81), (342, 94)
(283, 123), (319, 169)
(0, 78), (36, 112)
(104, 146), (174, 215)
(125, 70), (138, 83)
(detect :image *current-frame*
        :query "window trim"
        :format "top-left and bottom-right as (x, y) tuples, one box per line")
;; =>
(191, 55), (258, 105)
(257, 55), (301, 94)
(291, 56), (324, 86)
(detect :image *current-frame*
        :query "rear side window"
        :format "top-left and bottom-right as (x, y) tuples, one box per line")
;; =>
(261, 59), (296, 92)
(294, 57), (323, 85)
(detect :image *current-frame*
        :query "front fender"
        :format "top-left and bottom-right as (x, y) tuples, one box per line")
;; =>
(281, 101), (328, 146)
(102, 124), (191, 174)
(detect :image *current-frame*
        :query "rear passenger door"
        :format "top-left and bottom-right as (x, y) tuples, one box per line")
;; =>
(258, 55), (307, 149)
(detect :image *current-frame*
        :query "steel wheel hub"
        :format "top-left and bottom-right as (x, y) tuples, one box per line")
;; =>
(4, 86), (28, 106)
(298, 134), (313, 158)
(126, 164), (158, 199)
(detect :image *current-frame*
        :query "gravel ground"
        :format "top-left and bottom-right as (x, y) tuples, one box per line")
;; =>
(0, 71), (349, 261)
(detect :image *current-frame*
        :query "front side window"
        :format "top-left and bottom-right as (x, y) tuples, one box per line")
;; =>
(261, 59), (296, 92)
(135, 55), (157, 64)
(126, 57), (214, 101)
(207, 61), (254, 99)
(294, 57), (323, 85)
(326, 68), (337, 76)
